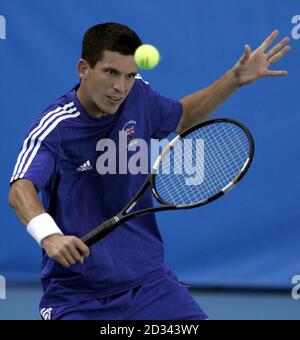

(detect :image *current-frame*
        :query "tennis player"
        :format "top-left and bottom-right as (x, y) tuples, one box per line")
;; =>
(8, 23), (290, 320)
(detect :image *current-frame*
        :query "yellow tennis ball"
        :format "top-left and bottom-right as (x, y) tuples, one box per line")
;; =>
(134, 44), (160, 70)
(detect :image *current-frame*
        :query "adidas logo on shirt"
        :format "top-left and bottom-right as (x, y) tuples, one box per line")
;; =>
(77, 160), (93, 172)
(40, 307), (53, 320)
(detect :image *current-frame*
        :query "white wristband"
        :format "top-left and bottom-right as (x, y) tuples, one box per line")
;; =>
(27, 213), (63, 247)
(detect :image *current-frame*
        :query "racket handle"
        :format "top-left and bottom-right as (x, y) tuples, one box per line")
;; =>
(81, 216), (120, 247)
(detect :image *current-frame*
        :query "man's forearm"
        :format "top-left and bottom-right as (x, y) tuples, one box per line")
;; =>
(8, 179), (89, 266)
(177, 69), (240, 133)
(8, 179), (45, 225)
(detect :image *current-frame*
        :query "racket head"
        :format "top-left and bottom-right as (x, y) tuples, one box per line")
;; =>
(151, 118), (254, 209)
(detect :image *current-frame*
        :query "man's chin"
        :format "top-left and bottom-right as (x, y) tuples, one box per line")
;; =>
(100, 102), (122, 116)
(103, 112), (117, 117)
(97, 105), (119, 117)
(102, 108), (118, 116)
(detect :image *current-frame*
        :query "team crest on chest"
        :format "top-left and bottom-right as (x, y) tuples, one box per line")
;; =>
(122, 120), (137, 147)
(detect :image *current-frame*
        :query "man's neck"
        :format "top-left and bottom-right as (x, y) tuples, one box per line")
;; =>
(76, 85), (107, 119)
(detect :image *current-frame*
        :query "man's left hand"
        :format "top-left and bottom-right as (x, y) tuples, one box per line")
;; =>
(233, 30), (291, 86)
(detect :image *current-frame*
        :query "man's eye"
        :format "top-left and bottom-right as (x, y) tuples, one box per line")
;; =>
(106, 70), (116, 76)
(127, 74), (136, 80)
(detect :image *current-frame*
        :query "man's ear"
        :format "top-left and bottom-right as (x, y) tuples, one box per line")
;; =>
(77, 59), (90, 80)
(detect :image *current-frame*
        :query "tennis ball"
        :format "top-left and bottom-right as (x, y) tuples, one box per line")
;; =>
(134, 44), (160, 70)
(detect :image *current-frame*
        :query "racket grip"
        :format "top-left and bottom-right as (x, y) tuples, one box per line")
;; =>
(81, 216), (120, 247)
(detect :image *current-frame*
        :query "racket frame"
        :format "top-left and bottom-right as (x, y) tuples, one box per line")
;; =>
(152, 118), (255, 208)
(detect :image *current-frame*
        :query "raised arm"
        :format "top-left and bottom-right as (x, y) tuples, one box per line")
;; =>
(177, 30), (291, 133)
(8, 179), (89, 267)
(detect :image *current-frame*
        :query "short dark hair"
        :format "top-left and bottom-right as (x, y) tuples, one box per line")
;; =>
(82, 23), (142, 68)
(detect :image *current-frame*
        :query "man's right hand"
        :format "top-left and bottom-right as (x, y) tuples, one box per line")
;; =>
(42, 234), (90, 268)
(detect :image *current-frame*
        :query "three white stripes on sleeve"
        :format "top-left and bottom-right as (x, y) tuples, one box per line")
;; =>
(10, 102), (80, 182)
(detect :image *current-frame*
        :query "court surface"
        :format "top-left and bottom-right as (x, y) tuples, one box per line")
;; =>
(0, 284), (299, 320)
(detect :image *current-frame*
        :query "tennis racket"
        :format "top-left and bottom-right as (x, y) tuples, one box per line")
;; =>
(81, 118), (254, 247)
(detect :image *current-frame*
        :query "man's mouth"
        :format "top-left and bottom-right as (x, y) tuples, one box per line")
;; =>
(106, 95), (123, 104)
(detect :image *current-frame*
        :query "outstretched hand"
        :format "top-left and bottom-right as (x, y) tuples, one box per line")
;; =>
(233, 30), (291, 86)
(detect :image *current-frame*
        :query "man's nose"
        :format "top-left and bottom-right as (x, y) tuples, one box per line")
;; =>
(112, 77), (127, 94)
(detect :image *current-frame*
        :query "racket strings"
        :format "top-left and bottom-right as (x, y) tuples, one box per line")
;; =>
(154, 122), (250, 206)
(202, 125), (248, 186)
(196, 126), (248, 197)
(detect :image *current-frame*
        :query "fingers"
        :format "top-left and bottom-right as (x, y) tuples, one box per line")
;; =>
(266, 70), (288, 77)
(43, 235), (90, 268)
(57, 259), (71, 268)
(50, 246), (77, 268)
(62, 237), (90, 266)
(268, 45), (291, 65)
(66, 239), (86, 264)
(74, 238), (90, 258)
(266, 37), (290, 60)
(61, 247), (78, 267)
(257, 30), (291, 76)
(258, 30), (280, 52)
(239, 45), (252, 65)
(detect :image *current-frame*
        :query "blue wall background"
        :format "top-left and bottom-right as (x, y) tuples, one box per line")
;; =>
(0, 0), (299, 288)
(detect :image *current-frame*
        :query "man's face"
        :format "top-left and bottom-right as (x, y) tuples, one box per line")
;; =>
(81, 50), (139, 117)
